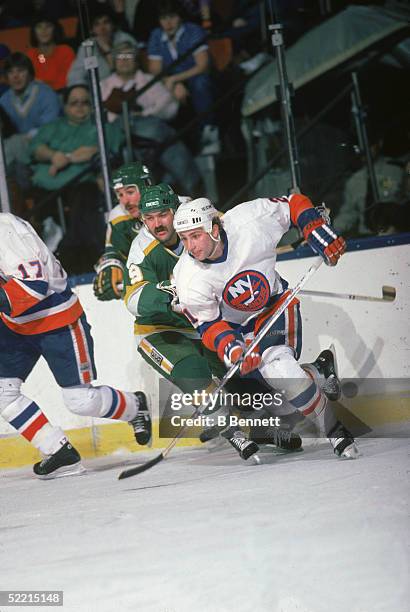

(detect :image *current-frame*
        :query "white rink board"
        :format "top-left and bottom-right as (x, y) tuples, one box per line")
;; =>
(0, 243), (408, 435)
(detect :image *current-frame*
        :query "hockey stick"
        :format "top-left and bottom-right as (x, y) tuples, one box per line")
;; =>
(118, 259), (323, 480)
(299, 285), (396, 303)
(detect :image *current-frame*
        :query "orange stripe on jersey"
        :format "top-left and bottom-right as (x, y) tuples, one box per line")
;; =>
(302, 393), (321, 416)
(71, 319), (92, 383)
(287, 302), (296, 351)
(1, 300), (83, 335)
(288, 194), (314, 225)
(3, 278), (41, 317)
(113, 391), (126, 419)
(254, 291), (299, 336)
(23, 413), (49, 441)
(202, 320), (236, 353)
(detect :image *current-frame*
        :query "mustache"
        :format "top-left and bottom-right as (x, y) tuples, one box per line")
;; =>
(154, 226), (167, 234)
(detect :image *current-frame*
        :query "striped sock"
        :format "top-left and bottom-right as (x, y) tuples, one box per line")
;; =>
(3, 396), (66, 455)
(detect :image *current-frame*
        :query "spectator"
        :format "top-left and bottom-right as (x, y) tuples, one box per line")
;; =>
(26, 17), (75, 91)
(147, 0), (220, 155)
(94, 0), (161, 43)
(334, 150), (406, 238)
(30, 84), (123, 191)
(0, 44), (10, 96)
(29, 84), (124, 270)
(67, 6), (140, 86)
(101, 41), (179, 122)
(100, 41), (202, 194)
(0, 52), (61, 187)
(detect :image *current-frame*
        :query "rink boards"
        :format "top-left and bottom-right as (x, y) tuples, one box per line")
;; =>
(1, 234), (409, 468)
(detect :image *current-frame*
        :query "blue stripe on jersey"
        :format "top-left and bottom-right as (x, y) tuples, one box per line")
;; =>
(291, 382), (317, 409)
(197, 314), (222, 337)
(10, 401), (38, 429)
(103, 388), (118, 418)
(20, 279), (49, 296)
(15, 285), (73, 317)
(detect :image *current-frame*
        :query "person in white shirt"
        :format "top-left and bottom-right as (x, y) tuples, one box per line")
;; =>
(101, 41), (202, 194)
(173, 194), (359, 460)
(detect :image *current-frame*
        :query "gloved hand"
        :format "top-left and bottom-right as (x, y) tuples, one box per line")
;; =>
(93, 254), (124, 301)
(223, 338), (261, 375)
(298, 209), (346, 266)
(156, 279), (182, 313)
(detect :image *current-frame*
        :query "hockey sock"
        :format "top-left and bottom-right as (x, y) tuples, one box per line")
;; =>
(2, 396), (67, 455)
(61, 384), (138, 422)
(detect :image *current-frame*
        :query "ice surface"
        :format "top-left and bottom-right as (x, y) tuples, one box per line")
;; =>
(1, 438), (409, 612)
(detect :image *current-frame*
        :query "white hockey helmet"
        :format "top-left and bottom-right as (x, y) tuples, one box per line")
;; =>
(173, 198), (218, 234)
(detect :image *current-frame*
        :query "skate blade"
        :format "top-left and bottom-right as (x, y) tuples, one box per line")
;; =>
(252, 454), (262, 465)
(36, 462), (86, 480)
(340, 443), (359, 460)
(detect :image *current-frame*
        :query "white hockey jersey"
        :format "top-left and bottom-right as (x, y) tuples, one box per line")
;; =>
(173, 197), (293, 333)
(0, 213), (82, 335)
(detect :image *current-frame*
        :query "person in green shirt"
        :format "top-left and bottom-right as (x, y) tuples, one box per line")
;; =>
(93, 162), (152, 301)
(30, 84), (124, 191)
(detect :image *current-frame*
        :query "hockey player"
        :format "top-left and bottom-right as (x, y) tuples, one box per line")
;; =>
(93, 162), (152, 301)
(173, 195), (359, 459)
(123, 183), (265, 459)
(0, 213), (152, 479)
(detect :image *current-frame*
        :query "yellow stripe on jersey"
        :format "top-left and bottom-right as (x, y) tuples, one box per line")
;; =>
(111, 214), (132, 226)
(143, 239), (160, 257)
(134, 323), (196, 336)
(124, 281), (148, 305)
(139, 338), (174, 374)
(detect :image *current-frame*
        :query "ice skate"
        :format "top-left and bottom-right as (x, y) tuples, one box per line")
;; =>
(129, 392), (152, 445)
(308, 347), (341, 401)
(250, 423), (303, 452)
(33, 442), (85, 479)
(221, 428), (259, 460)
(327, 421), (359, 459)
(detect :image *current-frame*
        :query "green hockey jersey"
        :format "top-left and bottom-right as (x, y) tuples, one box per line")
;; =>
(123, 226), (196, 338)
(105, 204), (142, 263)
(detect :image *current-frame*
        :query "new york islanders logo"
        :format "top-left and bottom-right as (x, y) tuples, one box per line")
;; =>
(223, 270), (270, 311)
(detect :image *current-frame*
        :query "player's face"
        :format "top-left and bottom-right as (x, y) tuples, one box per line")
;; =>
(179, 228), (215, 261)
(7, 67), (30, 93)
(159, 13), (181, 38)
(115, 186), (141, 218)
(143, 209), (176, 244)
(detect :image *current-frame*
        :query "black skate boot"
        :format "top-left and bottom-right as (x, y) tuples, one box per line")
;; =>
(250, 423), (303, 451)
(33, 441), (85, 479)
(309, 348), (341, 401)
(129, 392), (152, 445)
(327, 421), (359, 459)
(221, 428), (259, 460)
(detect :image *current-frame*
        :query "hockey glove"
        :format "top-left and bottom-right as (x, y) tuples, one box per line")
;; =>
(156, 279), (182, 313)
(223, 339), (261, 375)
(93, 253), (124, 301)
(297, 208), (346, 266)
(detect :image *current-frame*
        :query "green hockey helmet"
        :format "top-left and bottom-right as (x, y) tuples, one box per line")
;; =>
(139, 183), (179, 215)
(112, 162), (152, 192)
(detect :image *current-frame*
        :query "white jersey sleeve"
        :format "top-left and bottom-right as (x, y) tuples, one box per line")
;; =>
(0, 213), (81, 333)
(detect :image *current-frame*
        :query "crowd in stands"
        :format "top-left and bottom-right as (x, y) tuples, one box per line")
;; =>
(0, 0), (408, 274)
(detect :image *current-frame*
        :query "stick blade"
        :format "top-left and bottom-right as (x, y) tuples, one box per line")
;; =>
(118, 452), (164, 480)
(382, 285), (396, 302)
